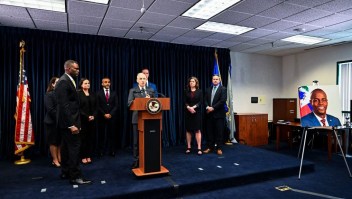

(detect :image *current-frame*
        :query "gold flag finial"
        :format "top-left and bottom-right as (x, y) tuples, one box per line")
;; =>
(19, 40), (25, 48)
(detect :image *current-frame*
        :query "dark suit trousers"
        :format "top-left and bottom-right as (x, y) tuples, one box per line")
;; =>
(60, 128), (82, 180)
(98, 118), (116, 154)
(205, 117), (225, 149)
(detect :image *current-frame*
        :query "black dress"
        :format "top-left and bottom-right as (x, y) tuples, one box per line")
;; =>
(78, 90), (97, 158)
(184, 89), (203, 131)
(44, 91), (60, 145)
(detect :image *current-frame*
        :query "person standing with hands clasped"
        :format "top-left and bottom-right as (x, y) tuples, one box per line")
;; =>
(184, 76), (203, 155)
(128, 73), (155, 168)
(203, 75), (227, 155)
(78, 78), (96, 164)
(55, 60), (91, 185)
(96, 77), (118, 157)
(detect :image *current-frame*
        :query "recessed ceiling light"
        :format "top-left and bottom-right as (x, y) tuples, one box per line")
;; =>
(80, 0), (109, 4)
(196, 21), (254, 35)
(182, 0), (241, 20)
(0, 0), (65, 12)
(281, 35), (329, 45)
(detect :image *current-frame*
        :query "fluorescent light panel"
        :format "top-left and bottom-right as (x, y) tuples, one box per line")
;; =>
(182, 0), (241, 19)
(281, 35), (329, 45)
(0, 0), (65, 12)
(80, 0), (109, 4)
(197, 21), (254, 35)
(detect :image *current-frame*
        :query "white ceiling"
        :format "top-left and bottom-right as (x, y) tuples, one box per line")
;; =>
(1, 0), (352, 56)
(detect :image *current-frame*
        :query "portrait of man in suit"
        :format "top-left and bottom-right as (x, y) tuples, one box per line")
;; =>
(301, 88), (341, 127)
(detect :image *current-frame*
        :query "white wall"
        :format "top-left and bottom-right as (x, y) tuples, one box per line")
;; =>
(230, 43), (352, 120)
(230, 52), (282, 120)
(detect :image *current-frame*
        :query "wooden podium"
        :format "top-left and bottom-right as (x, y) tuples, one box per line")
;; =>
(130, 98), (170, 176)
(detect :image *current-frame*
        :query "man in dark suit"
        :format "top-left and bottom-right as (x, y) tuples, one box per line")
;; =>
(55, 60), (91, 185)
(128, 73), (155, 168)
(133, 68), (157, 96)
(96, 77), (118, 157)
(203, 75), (227, 155)
(301, 88), (341, 127)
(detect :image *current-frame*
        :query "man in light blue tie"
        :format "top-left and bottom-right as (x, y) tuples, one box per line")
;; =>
(203, 75), (227, 155)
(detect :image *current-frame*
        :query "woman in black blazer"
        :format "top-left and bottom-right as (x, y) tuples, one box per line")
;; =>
(44, 77), (61, 167)
(78, 78), (97, 164)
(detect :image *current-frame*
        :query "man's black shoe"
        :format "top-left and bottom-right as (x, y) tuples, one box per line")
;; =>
(70, 178), (92, 185)
(110, 152), (115, 157)
(60, 173), (68, 180)
(131, 160), (139, 169)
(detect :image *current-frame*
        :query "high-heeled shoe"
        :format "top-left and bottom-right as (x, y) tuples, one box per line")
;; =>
(86, 158), (92, 164)
(52, 162), (61, 168)
(197, 149), (202, 156)
(185, 148), (191, 154)
(82, 158), (88, 164)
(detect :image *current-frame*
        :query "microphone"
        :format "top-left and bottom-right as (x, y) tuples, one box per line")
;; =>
(148, 90), (166, 98)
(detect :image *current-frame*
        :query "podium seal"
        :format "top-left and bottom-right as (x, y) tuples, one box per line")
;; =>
(146, 98), (162, 114)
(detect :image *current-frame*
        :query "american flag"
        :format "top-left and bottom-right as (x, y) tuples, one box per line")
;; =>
(14, 69), (35, 155)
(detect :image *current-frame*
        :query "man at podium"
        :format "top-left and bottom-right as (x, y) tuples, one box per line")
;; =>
(127, 73), (155, 169)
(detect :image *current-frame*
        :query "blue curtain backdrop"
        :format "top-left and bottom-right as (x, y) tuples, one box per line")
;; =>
(0, 26), (230, 159)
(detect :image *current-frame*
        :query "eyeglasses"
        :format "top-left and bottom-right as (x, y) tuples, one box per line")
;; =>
(311, 98), (328, 103)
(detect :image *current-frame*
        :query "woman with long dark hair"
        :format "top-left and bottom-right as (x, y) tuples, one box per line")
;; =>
(44, 77), (61, 167)
(78, 78), (96, 164)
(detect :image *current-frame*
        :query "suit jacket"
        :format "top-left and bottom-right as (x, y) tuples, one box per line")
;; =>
(78, 90), (97, 122)
(133, 81), (157, 96)
(127, 86), (155, 124)
(301, 112), (341, 127)
(96, 89), (118, 118)
(55, 73), (81, 129)
(204, 85), (227, 119)
(44, 90), (57, 125)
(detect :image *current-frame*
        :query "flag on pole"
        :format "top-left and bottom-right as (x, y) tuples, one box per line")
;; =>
(226, 64), (237, 143)
(14, 42), (34, 155)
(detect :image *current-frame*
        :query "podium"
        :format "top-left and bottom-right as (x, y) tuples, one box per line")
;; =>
(129, 98), (170, 176)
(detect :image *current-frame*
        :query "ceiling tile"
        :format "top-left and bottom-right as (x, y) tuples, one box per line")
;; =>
(314, 0), (352, 13)
(212, 41), (239, 48)
(205, 33), (235, 41)
(125, 30), (154, 40)
(262, 20), (301, 31)
(237, 15), (278, 28)
(98, 27), (128, 37)
(68, 0), (107, 18)
(70, 24), (99, 35)
(69, 15), (102, 26)
(167, 16), (205, 29)
(260, 31), (294, 40)
(241, 28), (277, 38)
(259, 2), (309, 19)
(148, 0), (192, 16)
(182, 30), (213, 38)
(226, 35), (256, 43)
(158, 26), (189, 36)
(211, 10), (252, 25)
(229, 43), (257, 51)
(28, 9), (67, 23)
(285, 0), (332, 7)
(35, 20), (67, 32)
(106, 7), (141, 21)
(172, 36), (200, 45)
(131, 22), (163, 34)
(0, 16), (35, 29)
(284, 8), (332, 23)
(193, 38), (223, 47)
(308, 13), (352, 27)
(230, 0), (284, 15)
(149, 33), (178, 43)
(138, 12), (177, 26)
(101, 18), (134, 30)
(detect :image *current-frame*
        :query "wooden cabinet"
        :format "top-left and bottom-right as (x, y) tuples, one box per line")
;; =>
(273, 98), (297, 123)
(235, 113), (268, 146)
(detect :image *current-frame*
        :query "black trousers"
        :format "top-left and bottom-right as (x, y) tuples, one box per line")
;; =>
(97, 117), (116, 154)
(60, 129), (82, 180)
(205, 117), (225, 149)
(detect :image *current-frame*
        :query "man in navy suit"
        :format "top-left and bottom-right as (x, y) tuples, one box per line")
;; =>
(128, 73), (155, 168)
(96, 77), (119, 157)
(56, 60), (91, 185)
(301, 88), (341, 127)
(133, 68), (157, 96)
(203, 75), (227, 155)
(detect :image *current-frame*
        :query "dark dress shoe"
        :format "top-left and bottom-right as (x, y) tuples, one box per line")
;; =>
(110, 152), (115, 157)
(70, 178), (92, 185)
